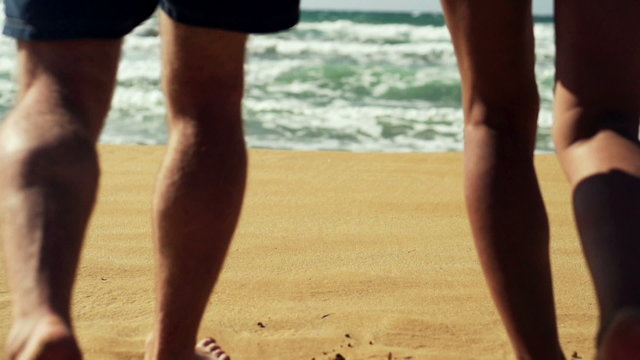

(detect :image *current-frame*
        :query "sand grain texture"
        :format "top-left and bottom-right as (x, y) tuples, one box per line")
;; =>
(0, 146), (597, 359)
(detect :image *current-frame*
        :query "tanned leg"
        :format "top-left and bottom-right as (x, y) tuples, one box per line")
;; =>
(553, 1), (640, 358)
(440, 1), (564, 358)
(0, 40), (121, 360)
(144, 13), (247, 360)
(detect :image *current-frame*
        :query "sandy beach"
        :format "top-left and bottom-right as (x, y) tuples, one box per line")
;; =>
(0, 145), (598, 359)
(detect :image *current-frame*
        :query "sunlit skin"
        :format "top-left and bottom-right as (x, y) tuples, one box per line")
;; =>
(441, 0), (640, 358)
(1, 14), (246, 360)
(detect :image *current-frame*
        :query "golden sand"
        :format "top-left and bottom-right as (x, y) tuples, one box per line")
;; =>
(0, 145), (597, 359)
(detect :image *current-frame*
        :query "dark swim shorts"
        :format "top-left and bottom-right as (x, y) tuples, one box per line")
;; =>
(3, 0), (300, 40)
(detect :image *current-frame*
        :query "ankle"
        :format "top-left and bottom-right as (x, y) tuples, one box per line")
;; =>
(514, 352), (565, 360)
(145, 332), (195, 360)
(513, 345), (565, 360)
(514, 354), (565, 360)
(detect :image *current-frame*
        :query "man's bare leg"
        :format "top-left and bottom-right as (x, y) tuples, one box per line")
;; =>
(144, 14), (247, 360)
(0, 40), (121, 359)
(553, 0), (640, 358)
(441, 1), (563, 358)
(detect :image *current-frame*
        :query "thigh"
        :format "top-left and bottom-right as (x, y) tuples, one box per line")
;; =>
(160, 0), (300, 34)
(441, 0), (538, 116)
(3, 0), (158, 39)
(554, 0), (640, 148)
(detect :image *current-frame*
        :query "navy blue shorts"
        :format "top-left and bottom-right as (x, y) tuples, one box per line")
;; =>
(3, 0), (300, 40)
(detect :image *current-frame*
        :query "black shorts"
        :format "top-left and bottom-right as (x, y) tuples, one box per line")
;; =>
(3, 0), (300, 40)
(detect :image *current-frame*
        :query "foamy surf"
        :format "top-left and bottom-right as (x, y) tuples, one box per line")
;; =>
(0, 10), (556, 153)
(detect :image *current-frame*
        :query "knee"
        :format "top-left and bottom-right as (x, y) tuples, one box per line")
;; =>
(164, 71), (244, 124)
(0, 118), (99, 185)
(464, 92), (540, 158)
(553, 109), (639, 153)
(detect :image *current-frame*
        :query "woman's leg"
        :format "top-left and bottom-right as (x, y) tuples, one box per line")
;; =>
(441, 1), (563, 358)
(553, 0), (640, 358)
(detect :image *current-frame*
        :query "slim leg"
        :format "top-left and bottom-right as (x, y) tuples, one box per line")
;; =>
(441, 1), (563, 358)
(553, 0), (640, 358)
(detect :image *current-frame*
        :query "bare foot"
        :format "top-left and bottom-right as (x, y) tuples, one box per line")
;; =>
(598, 309), (640, 360)
(6, 315), (82, 360)
(195, 338), (230, 360)
(145, 336), (230, 360)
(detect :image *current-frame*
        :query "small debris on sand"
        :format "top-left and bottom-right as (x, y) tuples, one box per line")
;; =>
(257, 322), (266, 328)
(345, 334), (351, 338)
(321, 314), (331, 319)
(334, 354), (345, 360)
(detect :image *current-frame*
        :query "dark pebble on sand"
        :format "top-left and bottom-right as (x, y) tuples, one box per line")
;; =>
(335, 354), (345, 360)
(257, 322), (266, 328)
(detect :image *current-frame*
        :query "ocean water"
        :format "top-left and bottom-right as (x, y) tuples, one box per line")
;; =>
(0, 10), (556, 152)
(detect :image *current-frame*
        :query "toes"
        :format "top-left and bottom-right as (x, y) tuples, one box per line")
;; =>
(198, 338), (216, 348)
(210, 348), (226, 359)
(197, 338), (230, 360)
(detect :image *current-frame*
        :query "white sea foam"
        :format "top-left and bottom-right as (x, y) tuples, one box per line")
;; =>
(0, 11), (558, 153)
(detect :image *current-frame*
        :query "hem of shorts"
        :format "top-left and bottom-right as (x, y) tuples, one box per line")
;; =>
(2, 17), (132, 40)
(161, 6), (299, 34)
(3, 27), (130, 40)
